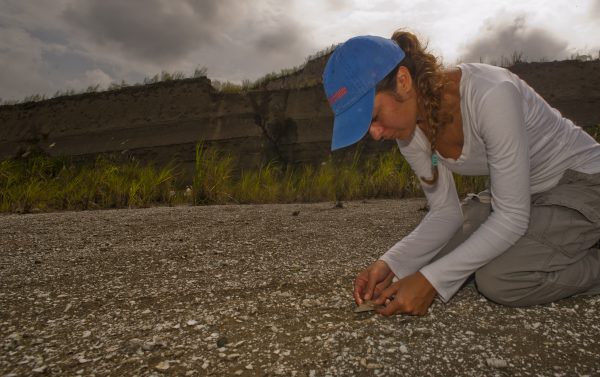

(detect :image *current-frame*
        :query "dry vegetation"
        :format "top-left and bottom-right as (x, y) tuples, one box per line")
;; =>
(0, 143), (490, 214)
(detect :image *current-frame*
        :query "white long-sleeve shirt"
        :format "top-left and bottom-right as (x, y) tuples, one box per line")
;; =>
(380, 63), (600, 302)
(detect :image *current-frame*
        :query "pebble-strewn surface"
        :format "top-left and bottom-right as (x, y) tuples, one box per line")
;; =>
(1, 199), (599, 376)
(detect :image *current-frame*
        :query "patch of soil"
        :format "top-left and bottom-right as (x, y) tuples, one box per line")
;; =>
(1, 199), (599, 376)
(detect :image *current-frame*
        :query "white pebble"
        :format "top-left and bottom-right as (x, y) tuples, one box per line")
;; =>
(486, 358), (508, 368)
(32, 366), (47, 373)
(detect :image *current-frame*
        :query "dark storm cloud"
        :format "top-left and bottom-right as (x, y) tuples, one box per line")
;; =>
(185, 0), (221, 19)
(256, 23), (305, 54)
(62, 0), (234, 64)
(459, 15), (569, 64)
(61, 0), (311, 68)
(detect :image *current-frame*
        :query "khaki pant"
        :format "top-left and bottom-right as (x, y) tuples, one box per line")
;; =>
(435, 170), (600, 306)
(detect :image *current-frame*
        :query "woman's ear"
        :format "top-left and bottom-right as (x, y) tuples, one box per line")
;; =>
(395, 66), (413, 98)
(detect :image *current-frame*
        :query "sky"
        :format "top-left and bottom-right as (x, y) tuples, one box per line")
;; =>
(1, 0), (599, 102)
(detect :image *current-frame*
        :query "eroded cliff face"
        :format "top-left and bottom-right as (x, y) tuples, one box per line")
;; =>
(0, 59), (598, 173)
(0, 77), (334, 171)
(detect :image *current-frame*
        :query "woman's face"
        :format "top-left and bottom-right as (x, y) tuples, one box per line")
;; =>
(368, 91), (418, 141)
(368, 66), (419, 142)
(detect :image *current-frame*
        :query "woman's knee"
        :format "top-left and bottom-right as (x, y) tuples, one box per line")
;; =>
(474, 266), (527, 307)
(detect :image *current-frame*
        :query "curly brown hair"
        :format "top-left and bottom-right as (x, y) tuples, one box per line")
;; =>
(376, 30), (449, 185)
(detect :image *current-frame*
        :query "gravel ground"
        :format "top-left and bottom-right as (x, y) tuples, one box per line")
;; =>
(1, 199), (599, 376)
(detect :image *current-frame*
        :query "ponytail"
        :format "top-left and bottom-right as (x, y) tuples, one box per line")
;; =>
(376, 30), (448, 185)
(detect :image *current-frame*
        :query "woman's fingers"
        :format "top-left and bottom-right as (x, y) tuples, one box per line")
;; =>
(373, 271), (395, 299)
(353, 271), (369, 305)
(373, 282), (399, 305)
(377, 298), (403, 317)
(354, 261), (393, 305)
(374, 272), (437, 316)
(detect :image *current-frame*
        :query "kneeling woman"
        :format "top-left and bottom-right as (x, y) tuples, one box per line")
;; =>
(322, 30), (600, 316)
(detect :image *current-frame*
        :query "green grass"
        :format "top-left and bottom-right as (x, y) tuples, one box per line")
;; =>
(193, 142), (235, 204)
(0, 144), (491, 213)
(9, 124), (593, 213)
(0, 155), (178, 213)
(586, 124), (600, 141)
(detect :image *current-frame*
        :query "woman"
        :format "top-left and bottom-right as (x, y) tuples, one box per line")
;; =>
(322, 31), (600, 316)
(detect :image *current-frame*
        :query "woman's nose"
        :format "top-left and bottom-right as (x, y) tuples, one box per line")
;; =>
(369, 122), (383, 141)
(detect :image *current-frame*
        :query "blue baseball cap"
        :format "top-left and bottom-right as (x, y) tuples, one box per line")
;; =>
(323, 35), (405, 150)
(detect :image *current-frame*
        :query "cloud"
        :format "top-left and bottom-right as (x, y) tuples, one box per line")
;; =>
(0, 1), (76, 101)
(459, 15), (569, 64)
(62, 0), (216, 64)
(592, 0), (600, 17)
(0, 0), (320, 101)
(60, 0), (313, 67)
(169, 1), (313, 81)
(324, 0), (355, 11)
(58, 0), (314, 79)
(256, 23), (305, 55)
(0, 27), (50, 101)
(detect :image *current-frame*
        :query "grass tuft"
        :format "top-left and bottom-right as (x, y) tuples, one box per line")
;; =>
(20, 131), (600, 213)
(193, 143), (234, 204)
(0, 154), (177, 213)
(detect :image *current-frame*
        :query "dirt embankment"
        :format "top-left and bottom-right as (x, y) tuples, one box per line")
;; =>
(1, 199), (599, 376)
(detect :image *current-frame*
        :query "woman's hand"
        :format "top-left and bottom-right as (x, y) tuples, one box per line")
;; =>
(373, 272), (437, 316)
(353, 260), (395, 305)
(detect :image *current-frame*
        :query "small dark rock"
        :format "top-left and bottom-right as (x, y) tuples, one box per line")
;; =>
(216, 337), (228, 348)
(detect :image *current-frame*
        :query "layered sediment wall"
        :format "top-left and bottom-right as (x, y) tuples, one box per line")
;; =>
(0, 59), (598, 172)
(0, 77), (335, 170)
